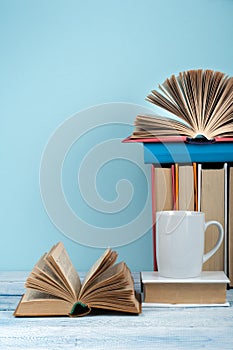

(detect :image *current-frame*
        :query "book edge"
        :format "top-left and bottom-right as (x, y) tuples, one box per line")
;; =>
(141, 271), (230, 284)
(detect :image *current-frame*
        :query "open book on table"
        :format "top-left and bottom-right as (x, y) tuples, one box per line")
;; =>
(14, 242), (141, 317)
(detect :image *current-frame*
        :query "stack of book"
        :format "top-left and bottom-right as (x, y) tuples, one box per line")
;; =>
(125, 69), (233, 291)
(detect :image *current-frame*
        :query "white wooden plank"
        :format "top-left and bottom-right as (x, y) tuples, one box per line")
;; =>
(0, 296), (22, 311)
(0, 271), (29, 282)
(0, 329), (232, 350)
(0, 282), (25, 295)
(0, 310), (233, 349)
(0, 272), (233, 350)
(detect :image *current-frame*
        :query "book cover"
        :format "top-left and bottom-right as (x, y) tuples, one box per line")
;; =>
(200, 165), (226, 272)
(152, 165), (173, 270)
(178, 164), (194, 211)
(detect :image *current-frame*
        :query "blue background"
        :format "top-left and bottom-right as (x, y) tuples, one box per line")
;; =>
(1, 0), (233, 271)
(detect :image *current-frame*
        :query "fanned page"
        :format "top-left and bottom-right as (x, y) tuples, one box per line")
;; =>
(80, 262), (130, 300)
(25, 254), (74, 303)
(24, 243), (81, 303)
(131, 69), (233, 140)
(79, 249), (118, 296)
(79, 262), (141, 314)
(131, 114), (194, 139)
(46, 242), (81, 300)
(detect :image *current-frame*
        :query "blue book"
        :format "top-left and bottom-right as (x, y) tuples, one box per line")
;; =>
(143, 140), (233, 164)
(124, 136), (233, 164)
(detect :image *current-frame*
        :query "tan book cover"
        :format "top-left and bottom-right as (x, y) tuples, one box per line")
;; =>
(178, 164), (194, 211)
(14, 242), (141, 317)
(154, 165), (173, 212)
(200, 166), (225, 271)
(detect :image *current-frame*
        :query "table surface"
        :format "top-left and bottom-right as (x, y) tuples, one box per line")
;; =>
(1, 271), (233, 350)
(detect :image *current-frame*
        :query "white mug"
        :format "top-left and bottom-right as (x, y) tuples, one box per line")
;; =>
(156, 211), (224, 278)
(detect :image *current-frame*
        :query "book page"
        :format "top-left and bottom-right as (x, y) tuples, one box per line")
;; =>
(80, 249), (118, 295)
(25, 254), (74, 302)
(26, 274), (73, 302)
(24, 288), (63, 301)
(27, 262), (75, 301)
(133, 69), (233, 140)
(79, 263), (141, 314)
(33, 254), (68, 293)
(79, 262), (127, 299)
(47, 242), (81, 299)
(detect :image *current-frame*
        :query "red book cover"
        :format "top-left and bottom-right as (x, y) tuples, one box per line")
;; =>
(123, 136), (233, 144)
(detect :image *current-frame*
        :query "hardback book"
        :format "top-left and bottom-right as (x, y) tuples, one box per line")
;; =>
(140, 140), (233, 165)
(130, 69), (233, 141)
(199, 164), (226, 272)
(141, 271), (229, 306)
(152, 165), (174, 270)
(14, 242), (141, 317)
(177, 164), (195, 211)
(153, 165), (173, 212)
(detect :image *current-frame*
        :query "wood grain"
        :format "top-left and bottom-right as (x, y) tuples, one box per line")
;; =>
(0, 272), (233, 349)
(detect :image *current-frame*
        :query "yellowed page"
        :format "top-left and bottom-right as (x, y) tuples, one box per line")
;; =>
(47, 242), (81, 299)
(80, 249), (117, 295)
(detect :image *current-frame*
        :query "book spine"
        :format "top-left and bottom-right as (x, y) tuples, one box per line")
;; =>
(171, 165), (176, 210)
(193, 163), (198, 211)
(151, 165), (157, 271)
(175, 164), (179, 210)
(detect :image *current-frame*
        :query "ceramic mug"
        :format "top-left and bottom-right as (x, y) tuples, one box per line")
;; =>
(156, 211), (224, 278)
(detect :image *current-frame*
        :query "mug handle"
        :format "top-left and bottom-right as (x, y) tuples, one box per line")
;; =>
(203, 221), (224, 263)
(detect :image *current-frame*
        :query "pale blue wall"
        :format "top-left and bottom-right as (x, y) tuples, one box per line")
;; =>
(1, 0), (233, 271)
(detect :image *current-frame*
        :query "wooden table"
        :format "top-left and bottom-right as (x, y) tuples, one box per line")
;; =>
(1, 271), (233, 349)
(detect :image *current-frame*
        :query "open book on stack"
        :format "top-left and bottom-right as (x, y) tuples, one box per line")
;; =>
(123, 69), (233, 283)
(14, 242), (141, 317)
(130, 69), (233, 141)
